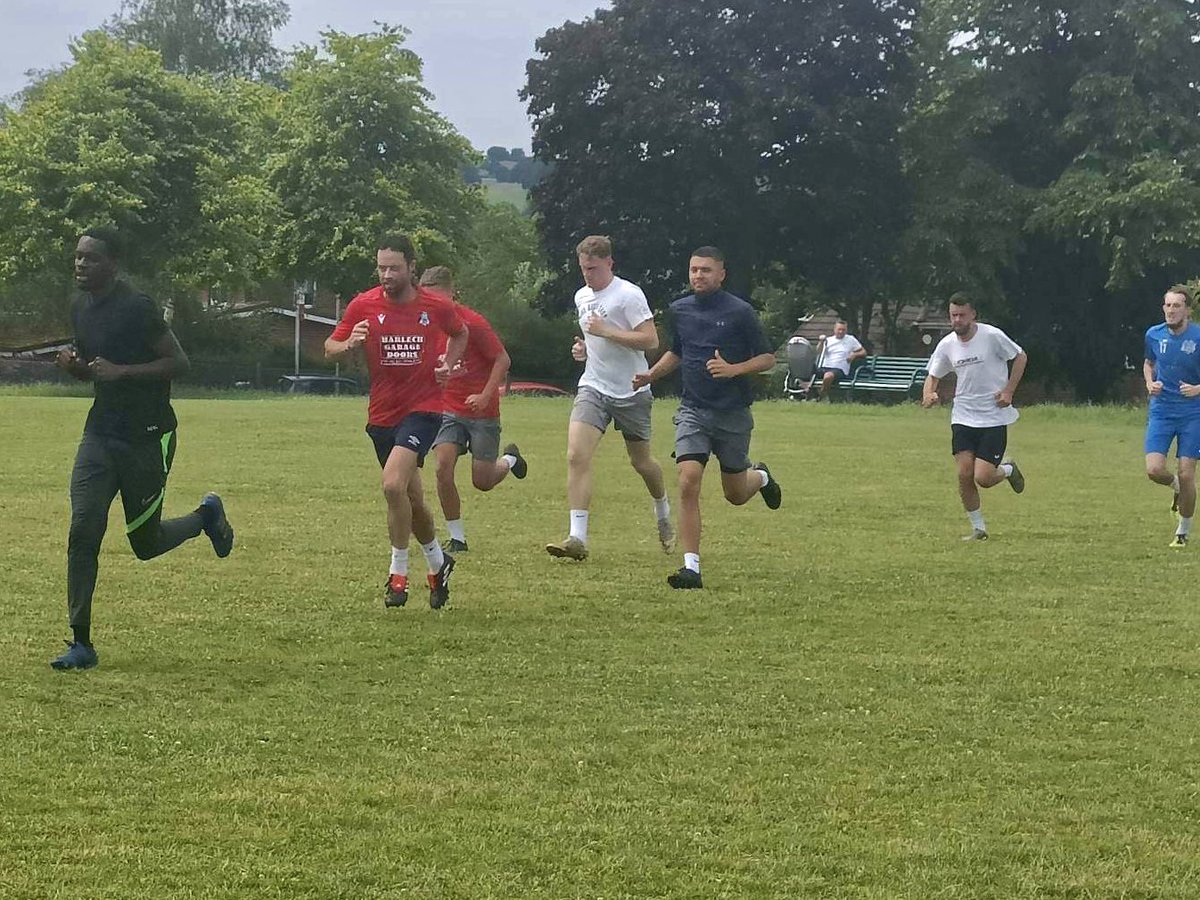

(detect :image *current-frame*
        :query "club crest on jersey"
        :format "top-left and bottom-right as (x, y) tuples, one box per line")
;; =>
(419, 311), (430, 326)
(1184, 340), (1197, 354)
(377, 314), (386, 325)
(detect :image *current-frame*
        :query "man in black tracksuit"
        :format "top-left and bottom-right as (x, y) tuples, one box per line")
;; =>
(51, 226), (235, 671)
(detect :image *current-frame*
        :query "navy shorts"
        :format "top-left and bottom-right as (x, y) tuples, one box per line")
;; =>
(951, 424), (1007, 466)
(366, 412), (442, 468)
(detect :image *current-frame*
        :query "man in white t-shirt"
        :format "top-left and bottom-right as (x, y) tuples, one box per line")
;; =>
(545, 235), (674, 560)
(922, 292), (1028, 541)
(815, 319), (867, 397)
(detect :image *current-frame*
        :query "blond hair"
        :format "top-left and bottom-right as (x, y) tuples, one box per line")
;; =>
(575, 235), (613, 259)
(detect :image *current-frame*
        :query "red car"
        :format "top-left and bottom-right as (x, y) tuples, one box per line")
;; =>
(500, 381), (572, 397)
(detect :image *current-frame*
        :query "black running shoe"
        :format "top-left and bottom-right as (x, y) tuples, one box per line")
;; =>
(50, 640), (98, 671)
(1173, 491), (1180, 513)
(200, 493), (234, 558)
(667, 567), (703, 589)
(1004, 458), (1025, 494)
(428, 554), (455, 609)
(755, 462), (782, 510)
(442, 537), (469, 553)
(504, 443), (528, 479)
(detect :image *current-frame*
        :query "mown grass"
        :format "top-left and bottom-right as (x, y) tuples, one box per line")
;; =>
(2, 394), (1198, 898)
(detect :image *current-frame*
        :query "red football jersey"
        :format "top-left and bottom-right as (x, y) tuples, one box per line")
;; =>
(439, 304), (506, 419)
(331, 285), (465, 427)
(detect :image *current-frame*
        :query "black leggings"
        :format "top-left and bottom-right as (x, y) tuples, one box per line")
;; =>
(67, 431), (203, 641)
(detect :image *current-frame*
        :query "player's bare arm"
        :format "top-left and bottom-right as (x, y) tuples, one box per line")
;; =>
(1144, 359), (1163, 396)
(467, 348), (511, 414)
(922, 373), (940, 407)
(436, 323), (470, 383)
(325, 319), (369, 359)
(583, 315), (658, 351)
(633, 350), (681, 390)
(56, 346), (93, 381)
(996, 351), (1028, 408)
(706, 349), (775, 380)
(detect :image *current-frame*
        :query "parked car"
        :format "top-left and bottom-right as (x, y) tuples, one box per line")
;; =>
(500, 381), (572, 397)
(276, 375), (360, 395)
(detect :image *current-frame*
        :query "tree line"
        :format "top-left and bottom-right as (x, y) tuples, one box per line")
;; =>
(524, 0), (1200, 398)
(3, 0), (1199, 398)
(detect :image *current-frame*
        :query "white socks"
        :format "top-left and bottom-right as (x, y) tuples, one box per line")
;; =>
(420, 538), (445, 572)
(447, 519), (466, 542)
(683, 553), (700, 574)
(1179, 516), (1193, 536)
(569, 509), (589, 542)
(967, 508), (986, 532)
(501, 454), (518, 471)
(999, 463), (1013, 479)
(756, 469), (769, 489)
(390, 547), (409, 577)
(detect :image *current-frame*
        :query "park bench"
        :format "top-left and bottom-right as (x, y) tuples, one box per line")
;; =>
(837, 355), (929, 400)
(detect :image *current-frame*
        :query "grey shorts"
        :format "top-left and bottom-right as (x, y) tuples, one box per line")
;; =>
(673, 403), (754, 473)
(432, 413), (502, 462)
(570, 385), (653, 442)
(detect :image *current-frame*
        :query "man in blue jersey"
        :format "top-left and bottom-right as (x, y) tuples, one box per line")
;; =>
(1144, 285), (1200, 548)
(632, 246), (781, 589)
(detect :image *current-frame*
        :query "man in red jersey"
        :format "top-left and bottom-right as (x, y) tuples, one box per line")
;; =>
(325, 234), (468, 609)
(419, 266), (528, 553)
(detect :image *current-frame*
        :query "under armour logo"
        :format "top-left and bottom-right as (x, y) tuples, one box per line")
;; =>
(407, 435), (421, 446)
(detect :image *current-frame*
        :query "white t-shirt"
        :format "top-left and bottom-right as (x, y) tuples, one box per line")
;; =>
(575, 276), (654, 398)
(821, 334), (864, 375)
(928, 323), (1023, 427)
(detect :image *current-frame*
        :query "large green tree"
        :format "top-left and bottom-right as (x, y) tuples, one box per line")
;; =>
(106, 0), (290, 80)
(904, 0), (1200, 397)
(523, 0), (917, 322)
(0, 32), (278, 299)
(269, 27), (482, 298)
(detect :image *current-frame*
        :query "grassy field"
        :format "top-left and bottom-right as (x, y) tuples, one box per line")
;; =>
(3, 394), (1199, 898)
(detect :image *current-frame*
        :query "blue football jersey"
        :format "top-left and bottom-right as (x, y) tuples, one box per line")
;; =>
(1145, 322), (1200, 411)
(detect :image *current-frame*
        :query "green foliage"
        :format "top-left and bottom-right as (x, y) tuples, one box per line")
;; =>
(523, 0), (917, 313)
(0, 32), (278, 299)
(269, 27), (482, 298)
(453, 202), (576, 382)
(105, 0), (290, 79)
(903, 0), (1200, 398)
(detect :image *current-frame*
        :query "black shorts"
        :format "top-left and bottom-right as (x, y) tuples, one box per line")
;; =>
(366, 412), (442, 468)
(951, 424), (1007, 466)
(816, 366), (845, 383)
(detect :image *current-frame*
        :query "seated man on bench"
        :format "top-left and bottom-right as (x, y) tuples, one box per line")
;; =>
(815, 320), (867, 396)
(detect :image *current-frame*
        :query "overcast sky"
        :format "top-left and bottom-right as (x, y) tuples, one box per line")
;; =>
(0, 0), (608, 150)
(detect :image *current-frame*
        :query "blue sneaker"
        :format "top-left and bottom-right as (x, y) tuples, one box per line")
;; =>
(200, 493), (234, 558)
(50, 641), (98, 671)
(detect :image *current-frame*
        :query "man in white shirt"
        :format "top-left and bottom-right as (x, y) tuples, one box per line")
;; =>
(815, 320), (866, 397)
(545, 235), (675, 560)
(922, 292), (1028, 541)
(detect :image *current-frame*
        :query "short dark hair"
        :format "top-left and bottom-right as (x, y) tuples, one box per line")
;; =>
(377, 233), (416, 262)
(81, 225), (123, 261)
(835, 319), (848, 327)
(1167, 284), (1194, 304)
(691, 245), (725, 264)
(948, 291), (974, 308)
